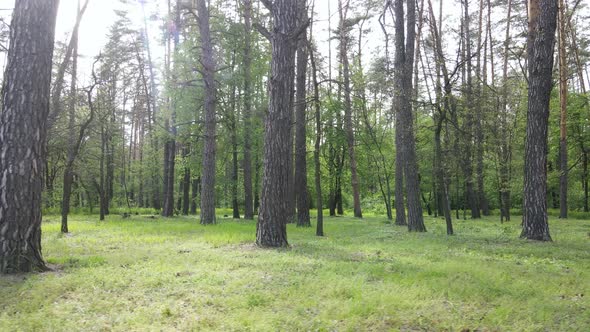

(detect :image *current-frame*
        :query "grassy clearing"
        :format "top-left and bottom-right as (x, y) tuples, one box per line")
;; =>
(1, 213), (588, 331)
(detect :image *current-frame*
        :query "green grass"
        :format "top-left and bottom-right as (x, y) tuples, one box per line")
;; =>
(1, 213), (589, 331)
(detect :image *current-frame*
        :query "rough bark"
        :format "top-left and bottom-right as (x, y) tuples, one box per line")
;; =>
(197, 0), (217, 225)
(256, 0), (300, 247)
(394, 0), (425, 232)
(521, 0), (556, 241)
(295, 0), (310, 227)
(0, 0), (59, 273)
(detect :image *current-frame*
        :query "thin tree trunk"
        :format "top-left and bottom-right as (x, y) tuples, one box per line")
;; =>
(309, 26), (323, 236)
(242, 0), (254, 219)
(499, 0), (513, 222)
(558, 0), (568, 219)
(230, 74), (240, 219)
(339, 0), (362, 218)
(475, 0), (489, 216)
(61, 47), (97, 233)
(197, 0), (217, 225)
(295, 0), (310, 227)
(182, 147), (190, 215)
(461, 0), (480, 219)
(191, 177), (200, 215)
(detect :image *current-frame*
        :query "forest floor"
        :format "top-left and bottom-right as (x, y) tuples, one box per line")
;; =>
(0, 212), (588, 331)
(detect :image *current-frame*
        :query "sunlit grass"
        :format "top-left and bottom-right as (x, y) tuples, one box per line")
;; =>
(0, 212), (588, 331)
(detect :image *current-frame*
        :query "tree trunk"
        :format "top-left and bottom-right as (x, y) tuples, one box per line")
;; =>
(394, 112), (406, 226)
(0, 0), (59, 273)
(197, 0), (217, 225)
(521, 0), (557, 241)
(161, 127), (176, 216)
(295, 0), (311, 227)
(61, 6), (80, 234)
(394, 0), (425, 232)
(256, 0), (299, 247)
(231, 102), (240, 219)
(309, 38), (324, 236)
(62, 42), (97, 233)
(461, 0), (480, 219)
(182, 148), (190, 216)
(242, 0), (254, 220)
(474, 0), (489, 217)
(191, 177), (200, 215)
(499, 0), (513, 222)
(558, 0), (568, 219)
(59, 0), (90, 233)
(339, 0), (362, 218)
(435, 116), (453, 235)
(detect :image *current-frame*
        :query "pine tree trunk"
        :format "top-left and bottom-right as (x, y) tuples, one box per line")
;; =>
(242, 0), (254, 220)
(191, 177), (200, 215)
(0, 0), (59, 273)
(499, 0), (513, 222)
(339, 0), (362, 218)
(558, 0), (568, 219)
(394, 114), (406, 226)
(309, 37), (324, 236)
(295, 0), (310, 227)
(394, 0), (425, 232)
(182, 148), (190, 216)
(256, 0), (299, 247)
(197, 0), (217, 225)
(521, 0), (557, 241)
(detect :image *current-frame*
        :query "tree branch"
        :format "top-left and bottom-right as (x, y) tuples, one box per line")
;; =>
(253, 22), (271, 41)
(291, 19), (310, 39)
(260, 0), (273, 11)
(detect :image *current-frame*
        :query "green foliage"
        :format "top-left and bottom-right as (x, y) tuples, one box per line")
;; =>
(1, 214), (588, 331)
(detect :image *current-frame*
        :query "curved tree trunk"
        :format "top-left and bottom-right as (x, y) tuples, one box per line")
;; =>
(0, 0), (59, 273)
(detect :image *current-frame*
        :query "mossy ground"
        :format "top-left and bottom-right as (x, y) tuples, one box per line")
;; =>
(0, 212), (588, 331)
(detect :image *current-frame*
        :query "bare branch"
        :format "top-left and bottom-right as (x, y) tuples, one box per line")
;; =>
(253, 22), (272, 41)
